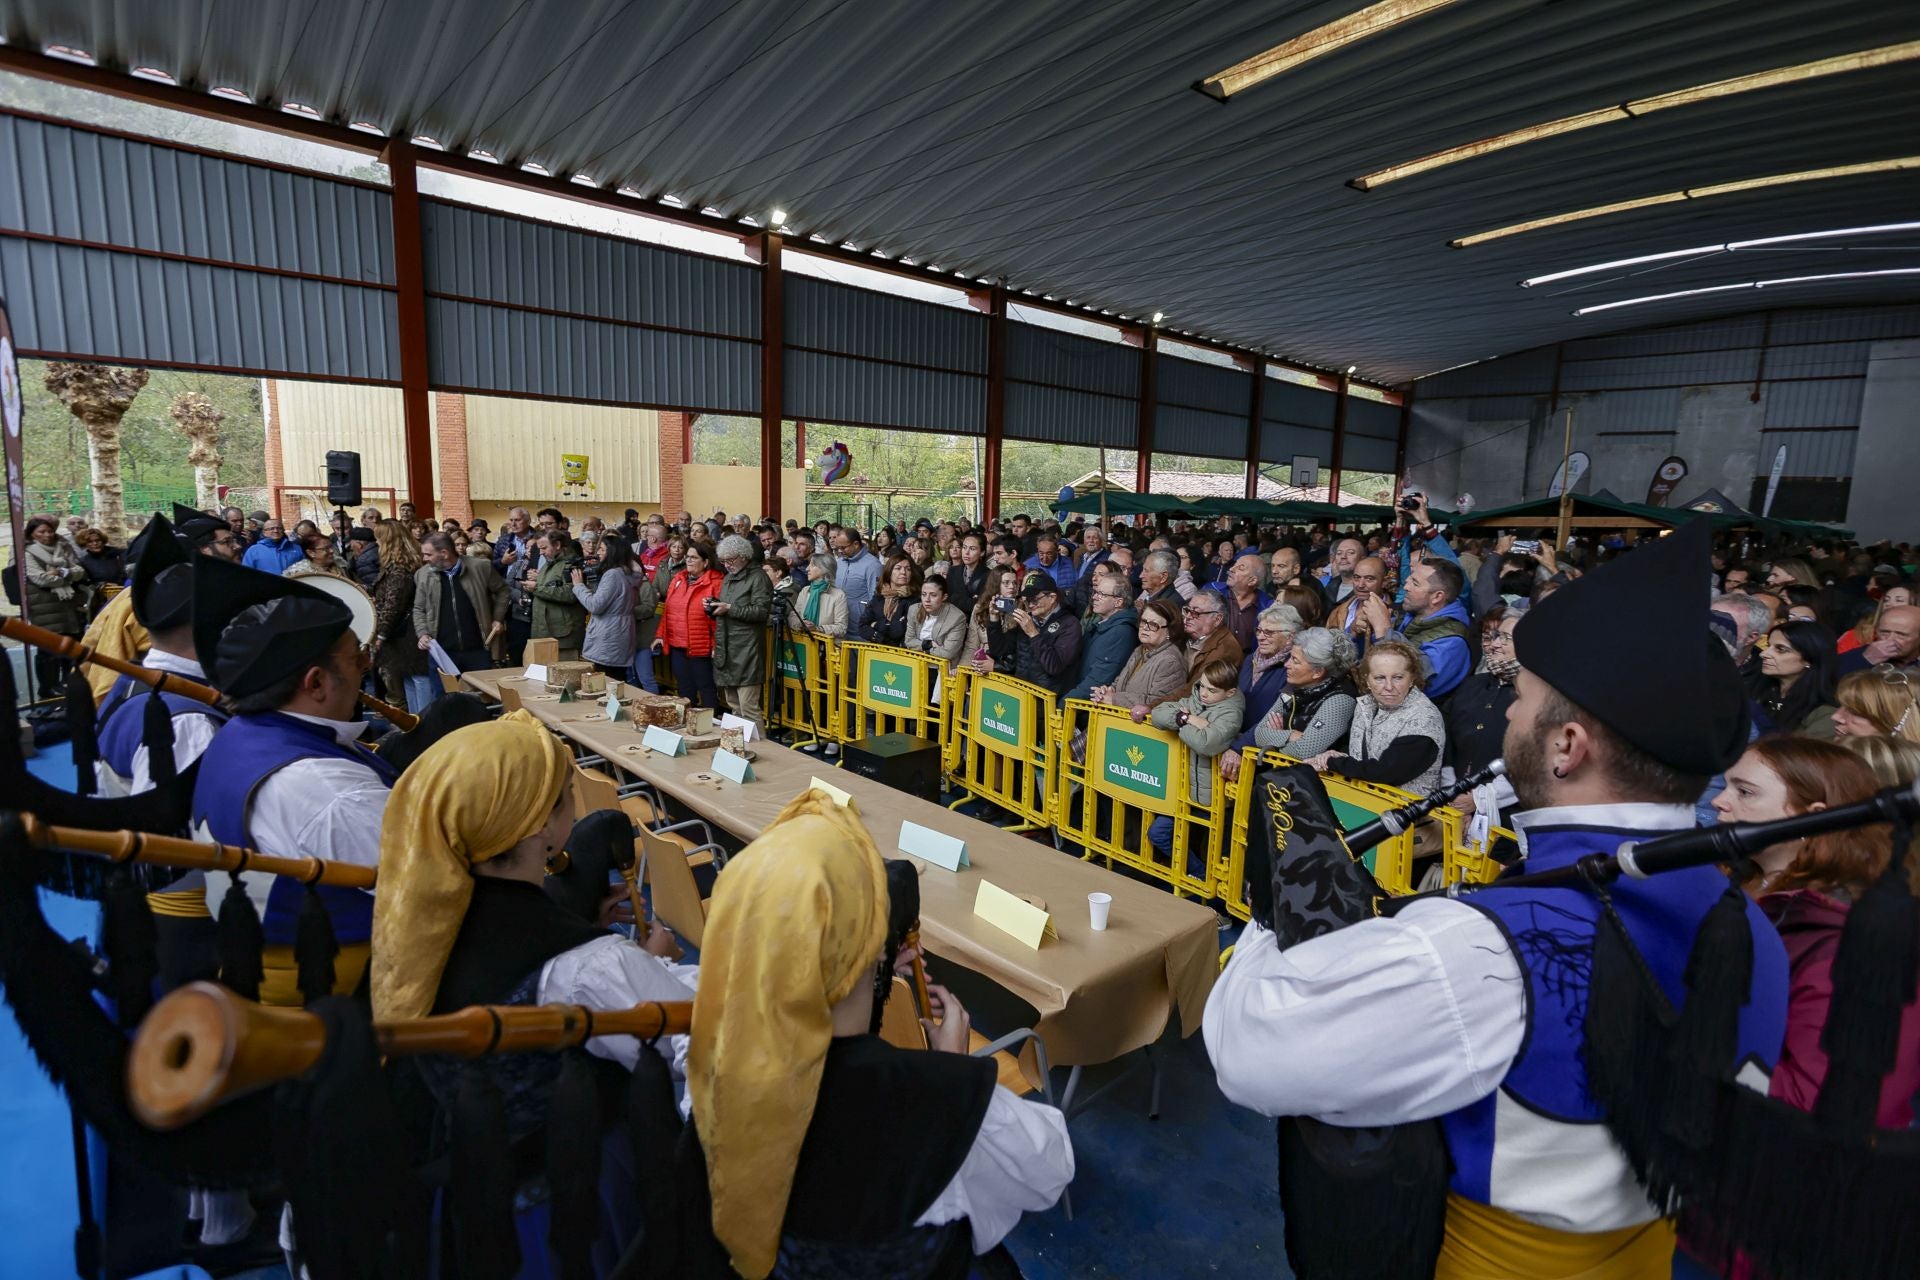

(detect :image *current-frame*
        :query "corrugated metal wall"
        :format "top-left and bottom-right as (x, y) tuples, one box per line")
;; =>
(783, 275), (985, 431)
(1259, 379), (1337, 464)
(275, 379), (413, 499)
(463, 393), (661, 504)
(1406, 304), (1920, 518)
(1005, 320), (1140, 446)
(421, 199), (759, 413)
(1154, 355), (1251, 460)
(0, 112), (399, 379)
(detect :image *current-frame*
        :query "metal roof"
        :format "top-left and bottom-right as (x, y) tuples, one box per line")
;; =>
(4, 0), (1917, 384)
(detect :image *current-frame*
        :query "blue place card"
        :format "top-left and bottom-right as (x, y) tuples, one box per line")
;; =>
(642, 725), (687, 756)
(899, 820), (968, 871)
(713, 747), (756, 783)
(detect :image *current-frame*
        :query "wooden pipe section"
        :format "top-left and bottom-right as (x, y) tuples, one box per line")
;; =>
(129, 982), (694, 1130)
(20, 813), (377, 890)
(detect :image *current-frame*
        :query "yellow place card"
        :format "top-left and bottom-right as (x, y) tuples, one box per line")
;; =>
(713, 748), (756, 783)
(808, 776), (856, 809)
(975, 880), (1052, 950)
(642, 725), (687, 756)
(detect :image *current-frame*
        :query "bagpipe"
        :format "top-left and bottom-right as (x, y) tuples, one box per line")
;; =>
(1242, 760), (1920, 1280)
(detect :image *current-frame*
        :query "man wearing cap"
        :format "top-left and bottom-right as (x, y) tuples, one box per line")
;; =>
(190, 558), (397, 1006)
(1206, 521), (1788, 1278)
(980, 577), (1082, 700)
(345, 525), (379, 589)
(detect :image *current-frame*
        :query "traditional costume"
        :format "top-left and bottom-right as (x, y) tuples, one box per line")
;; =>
(371, 710), (696, 1278)
(1206, 519), (1791, 1279)
(681, 788), (1072, 1280)
(188, 558), (395, 1005)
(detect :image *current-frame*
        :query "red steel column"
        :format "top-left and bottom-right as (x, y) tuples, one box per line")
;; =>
(1244, 359), (1265, 500)
(755, 232), (785, 523)
(983, 286), (1007, 522)
(381, 139), (436, 519)
(1327, 373), (1351, 504)
(1135, 328), (1158, 494)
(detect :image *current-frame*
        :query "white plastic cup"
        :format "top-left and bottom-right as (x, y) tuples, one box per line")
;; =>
(1088, 892), (1112, 932)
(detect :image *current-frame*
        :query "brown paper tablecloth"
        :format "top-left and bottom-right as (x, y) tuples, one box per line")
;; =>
(462, 667), (1218, 1073)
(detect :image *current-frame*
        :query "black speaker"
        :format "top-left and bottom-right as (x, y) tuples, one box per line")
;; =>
(840, 732), (942, 804)
(325, 450), (362, 507)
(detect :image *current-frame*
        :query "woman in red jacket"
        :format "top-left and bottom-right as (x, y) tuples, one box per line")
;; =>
(654, 539), (723, 710)
(1712, 735), (1920, 1127)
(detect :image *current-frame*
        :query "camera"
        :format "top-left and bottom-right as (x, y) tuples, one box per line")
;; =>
(1398, 494), (1423, 512)
(703, 597), (722, 615)
(1511, 539), (1541, 555)
(994, 598), (1017, 614)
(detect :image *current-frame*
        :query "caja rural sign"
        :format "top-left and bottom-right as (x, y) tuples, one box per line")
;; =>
(858, 651), (924, 714)
(972, 675), (1035, 757)
(1088, 719), (1178, 816)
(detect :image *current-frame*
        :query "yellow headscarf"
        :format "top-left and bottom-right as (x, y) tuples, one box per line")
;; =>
(370, 709), (573, 1022)
(688, 787), (889, 1280)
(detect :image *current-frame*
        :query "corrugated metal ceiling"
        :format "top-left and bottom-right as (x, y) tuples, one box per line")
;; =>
(3, 0), (1917, 383)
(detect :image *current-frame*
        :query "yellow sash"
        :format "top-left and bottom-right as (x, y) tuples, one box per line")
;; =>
(259, 942), (372, 1008)
(1437, 1193), (1675, 1280)
(146, 888), (211, 919)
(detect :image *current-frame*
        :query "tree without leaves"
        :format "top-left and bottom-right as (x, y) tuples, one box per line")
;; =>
(43, 363), (150, 538)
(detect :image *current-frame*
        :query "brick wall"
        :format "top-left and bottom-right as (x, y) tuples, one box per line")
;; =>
(262, 378), (286, 520)
(658, 410), (690, 518)
(434, 391), (472, 523)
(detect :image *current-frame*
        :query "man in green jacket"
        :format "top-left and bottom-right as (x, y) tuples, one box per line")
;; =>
(709, 534), (773, 730)
(529, 530), (587, 660)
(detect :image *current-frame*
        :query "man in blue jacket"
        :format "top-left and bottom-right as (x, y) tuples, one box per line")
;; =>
(1398, 558), (1473, 699)
(1066, 574), (1138, 701)
(239, 517), (304, 575)
(1024, 529), (1079, 594)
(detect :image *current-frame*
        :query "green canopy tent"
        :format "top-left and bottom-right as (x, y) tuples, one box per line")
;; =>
(1058, 491), (1393, 525)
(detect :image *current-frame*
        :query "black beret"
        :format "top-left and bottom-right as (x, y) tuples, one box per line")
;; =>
(1514, 517), (1748, 777)
(191, 558), (353, 700)
(129, 514), (194, 630)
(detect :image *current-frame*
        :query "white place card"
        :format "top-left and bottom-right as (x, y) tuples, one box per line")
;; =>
(713, 748), (756, 783)
(523, 663), (549, 685)
(899, 820), (967, 871)
(642, 725), (687, 756)
(717, 712), (760, 742)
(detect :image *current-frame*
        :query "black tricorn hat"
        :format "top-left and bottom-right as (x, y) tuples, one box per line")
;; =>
(129, 513), (194, 630)
(1513, 517), (1748, 777)
(170, 501), (227, 546)
(191, 558), (353, 700)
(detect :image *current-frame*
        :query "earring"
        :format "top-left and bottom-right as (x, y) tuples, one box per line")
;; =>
(1552, 765), (1566, 779)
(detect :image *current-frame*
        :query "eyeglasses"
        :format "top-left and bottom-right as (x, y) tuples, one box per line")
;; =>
(1138, 619), (1167, 631)
(1183, 606), (1220, 618)
(1484, 632), (1513, 648)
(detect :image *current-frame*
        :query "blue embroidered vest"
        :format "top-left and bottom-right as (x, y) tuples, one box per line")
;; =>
(96, 670), (227, 782)
(1440, 817), (1788, 1214)
(191, 711), (397, 944)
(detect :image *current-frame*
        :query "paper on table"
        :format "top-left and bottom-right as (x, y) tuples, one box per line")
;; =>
(425, 639), (461, 677)
(524, 663), (550, 685)
(717, 713), (760, 742)
(642, 725), (688, 756)
(808, 776), (856, 809)
(713, 747), (756, 783)
(604, 687), (626, 722)
(899, 820), (967, 871)
(974, 880), (1053, 949)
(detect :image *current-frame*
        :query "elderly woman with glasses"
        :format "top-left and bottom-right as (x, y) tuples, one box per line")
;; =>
(1092, 598), (1189, 723)
(1252, 626), (1358, 759)
(1218, 603), (1304, 782)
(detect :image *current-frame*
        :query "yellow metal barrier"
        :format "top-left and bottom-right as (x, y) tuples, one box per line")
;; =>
(1055, 700), (1228, 901)
(771, 632), (841, 745)
(944, 668), (1056, 831)
(837, 641), (946, 744)
(1221, 753), (1431, 919)
(1444, 816), (1516, 888)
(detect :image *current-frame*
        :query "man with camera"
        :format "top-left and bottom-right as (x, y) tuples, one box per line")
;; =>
(528, 530), (587, 660)
(977, 577), (1082, 700)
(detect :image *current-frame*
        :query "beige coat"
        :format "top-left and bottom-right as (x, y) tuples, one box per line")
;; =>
(902, 602), (969, 665)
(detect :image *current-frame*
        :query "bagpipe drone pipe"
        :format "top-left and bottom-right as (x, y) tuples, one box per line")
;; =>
(1244, 762), (1920, 1280)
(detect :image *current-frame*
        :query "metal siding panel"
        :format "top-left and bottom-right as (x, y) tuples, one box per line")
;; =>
(275, 380), (412, 499)
(1342, 434), (1398, 473)
(425, 297), (758, 412)
(1157, 355), (1249, 416)
(1764, 429), (1858, 478)
(1562, 387), (1686, 433)
(1417, 345), (1557, 398)
(1259, 421), (1335, 463)
(0, 237), (397, 379)
(783, 349), (983, 432)
(1559, 348), (1759, 390)
(1153, 404), (1248, 460)
(1347, 396), (1401, 440)
(0, 114), (393, 285)
(420, 200), (759, 339)
(1762, 379), (1864, 429)
(1006, 381), (1134, 448)
(785, 275), (986, 373)
(1763, 341), (1875, 379)
(1263, 380), (1337, 430)
(1768, 305), (1920, 345)
(1565, 314), (1771, 360)
(464, 393), (662, 504)
(1006, 320), (1139, 398)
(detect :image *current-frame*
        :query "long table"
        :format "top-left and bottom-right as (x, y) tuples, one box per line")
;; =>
(461, 667), (1218, 1080)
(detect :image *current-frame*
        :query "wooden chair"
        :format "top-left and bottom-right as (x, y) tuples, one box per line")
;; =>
(637, 820), (726, 948)
(499, 684), (524, 712)
(438, 671), (462, 693)
(875, 976), (1072, 1217)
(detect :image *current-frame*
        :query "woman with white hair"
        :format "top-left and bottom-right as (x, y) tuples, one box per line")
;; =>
(710, 533), (773, 730)
(1252, 626), (1358, 759)
(1219, 603), (1304, 782)
(790, 552), (850, 638)
(1307, 637), (1446, 792)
